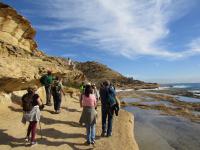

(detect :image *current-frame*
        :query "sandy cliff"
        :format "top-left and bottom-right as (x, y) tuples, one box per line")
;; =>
(0, 2), (85, 92)
(0, 3), (37, 52)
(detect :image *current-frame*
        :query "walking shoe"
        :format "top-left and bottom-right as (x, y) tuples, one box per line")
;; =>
(24, 137), (30, 142)
(55, 110), (61, 114)
(101, 132), (107, 137)
(107, 133), (112, 137)
(31, 141), (37, 146)
(86, 141), (91, 145)
(91, 140), (95, 145)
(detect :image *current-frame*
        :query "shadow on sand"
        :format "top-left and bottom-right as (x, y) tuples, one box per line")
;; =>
(8, 105), (22, 113)
(61, 107), (82, 113)
(0, 129), (94, 150)
(40, 116), (83, 128)
(0, 129), (26, 148)
(39, 128), (85, 139)
(38, 137), (94, 150)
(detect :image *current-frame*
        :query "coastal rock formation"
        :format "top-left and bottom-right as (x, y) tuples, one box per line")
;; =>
(0, 2), (85, 93)
(0, 3), (37, 52)
(77, 61), (159, 89)
(0, 40), (85, 92)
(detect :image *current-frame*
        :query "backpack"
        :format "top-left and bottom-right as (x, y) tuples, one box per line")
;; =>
(107, 86), (117, 107)
(52, 81), (62, 96)
(21, 93), (34, 112)
(40, 75), (47, 85)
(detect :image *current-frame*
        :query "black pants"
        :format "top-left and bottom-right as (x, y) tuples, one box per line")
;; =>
(53, 94), (61, 111)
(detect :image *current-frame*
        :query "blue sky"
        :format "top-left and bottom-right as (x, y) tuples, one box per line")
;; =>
(3, 0), (200, 83)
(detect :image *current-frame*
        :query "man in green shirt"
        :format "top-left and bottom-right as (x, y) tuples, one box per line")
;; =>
(40, 70), (54, 106)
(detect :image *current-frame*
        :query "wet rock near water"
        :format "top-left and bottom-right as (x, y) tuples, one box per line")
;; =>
(118, 91), (200, 123)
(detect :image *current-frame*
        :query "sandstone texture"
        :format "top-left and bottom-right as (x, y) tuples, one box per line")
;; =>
(0, 41), (85, 92)
(0, 3), (37, 52)
(0, 3), (85, 93)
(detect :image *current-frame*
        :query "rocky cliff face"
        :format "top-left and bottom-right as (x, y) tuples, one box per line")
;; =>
(0, 3), (37, 52)
(0, 2), (85, 93)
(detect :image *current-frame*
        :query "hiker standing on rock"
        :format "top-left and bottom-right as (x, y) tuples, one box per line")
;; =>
(79, 84), (97, 145)
(40, 70), (54, 106)
(21, 86), (44, 146)
(51, 76), (65, 114)
(99, 80), (117, 137)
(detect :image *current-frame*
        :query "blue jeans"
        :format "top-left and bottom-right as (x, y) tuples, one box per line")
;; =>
(86, 123), (95, 142)
(101, 106), (113, 135)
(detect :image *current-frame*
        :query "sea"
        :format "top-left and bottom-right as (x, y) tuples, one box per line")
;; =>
(160, 83), (200, 96)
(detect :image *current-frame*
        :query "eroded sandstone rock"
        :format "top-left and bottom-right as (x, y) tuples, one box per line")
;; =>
(0, 2), (85, 93)
(0, 2), (37, 52)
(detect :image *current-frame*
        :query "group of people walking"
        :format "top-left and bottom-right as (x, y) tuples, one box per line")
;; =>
(40, 70), (65, 113)
(21, 70), (120, 146)
(79, 80), (120, 145)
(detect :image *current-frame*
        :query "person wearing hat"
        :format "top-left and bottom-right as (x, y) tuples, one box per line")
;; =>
(21, 86), (44, 146)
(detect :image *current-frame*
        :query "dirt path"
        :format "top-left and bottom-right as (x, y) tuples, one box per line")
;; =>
(0, 95), (138, 150)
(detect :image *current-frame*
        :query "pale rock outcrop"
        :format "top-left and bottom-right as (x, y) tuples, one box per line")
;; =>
(0, 2), (85, 93)
(0, 3), (37, 52)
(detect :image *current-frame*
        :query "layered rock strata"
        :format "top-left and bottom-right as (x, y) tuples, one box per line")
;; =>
(0, 2), (85, 92)
(0, 3), (37, 52)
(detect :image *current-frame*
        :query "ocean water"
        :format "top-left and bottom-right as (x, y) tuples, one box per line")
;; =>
(124, 106), (200, 150)
(156, 83), (200, 103)
(161, 83), (200, 95)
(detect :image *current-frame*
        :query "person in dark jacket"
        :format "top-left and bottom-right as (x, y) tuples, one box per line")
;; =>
(99, 80), (116, 137)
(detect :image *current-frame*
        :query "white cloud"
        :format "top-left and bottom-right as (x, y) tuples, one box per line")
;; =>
(188, 38), (200, 52)
(28, 0), (200, 59)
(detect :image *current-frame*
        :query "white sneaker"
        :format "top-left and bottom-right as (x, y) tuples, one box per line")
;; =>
(24, 137), (30, 142)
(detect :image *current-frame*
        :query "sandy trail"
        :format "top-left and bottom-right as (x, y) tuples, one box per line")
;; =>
(0, 95), (138, 150)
